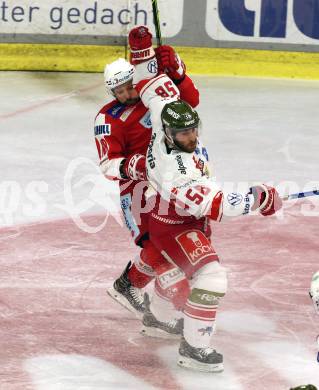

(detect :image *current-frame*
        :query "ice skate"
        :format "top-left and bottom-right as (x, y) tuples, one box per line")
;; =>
(177, 337), (224, 373)
(107, 261), (145, 319)
(141, 294), (183, 339)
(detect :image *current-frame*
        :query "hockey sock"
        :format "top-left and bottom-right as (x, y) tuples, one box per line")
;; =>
(151, 282), (181, 322)
(183, 288), (219, 348)
(128, 260), (154, 288)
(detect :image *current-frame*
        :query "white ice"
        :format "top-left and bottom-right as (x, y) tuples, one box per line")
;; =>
(0, 71), (318, 390)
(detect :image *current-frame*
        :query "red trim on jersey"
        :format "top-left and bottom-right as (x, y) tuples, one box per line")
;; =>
(207, 191), (223, 221)
(178, 74), (200, 108)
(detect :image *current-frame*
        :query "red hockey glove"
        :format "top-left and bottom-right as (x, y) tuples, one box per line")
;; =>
(120, 154), (147, 181)
(251, 184), (282, 216)
(155, 45), (186, 81)
(129, 26), (155, 65)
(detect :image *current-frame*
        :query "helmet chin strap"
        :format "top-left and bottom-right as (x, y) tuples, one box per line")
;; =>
(164, 126), (178, 150)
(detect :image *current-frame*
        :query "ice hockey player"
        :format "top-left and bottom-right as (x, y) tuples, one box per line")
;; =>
(310, 271), (319, 314)
(133, 72), (283, 372)
(94, 25), (199, 319)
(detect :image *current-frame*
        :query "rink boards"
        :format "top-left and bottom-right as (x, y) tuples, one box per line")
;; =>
(1, 0), (319, 79)
(1, 43), (319, 80)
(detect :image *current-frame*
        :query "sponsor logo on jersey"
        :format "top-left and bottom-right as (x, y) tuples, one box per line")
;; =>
(94, 124), (111, 136)
(173, 179), (197, 190)
(147, 133), (156, 169)
(147, 59), (158, 74)
(120, 194), (140, 240)
(175, 230), (217, 265)
(106, 103), (125, 118)
(158, 267), (185, 290)
(139, 111), (152, 129)
(243, 193), (251, 215)
(175, 154), (187, 175)
(193, 155), (205, 176)
(227, 193), (243, 206)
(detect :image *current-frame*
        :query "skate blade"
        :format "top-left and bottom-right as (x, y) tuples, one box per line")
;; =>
(141, 325), (181, 340)
(177, 355), (224, 373)
(107, 287), (143, 320)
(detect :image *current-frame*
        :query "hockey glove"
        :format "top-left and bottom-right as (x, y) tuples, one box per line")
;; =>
(120, 154), (147, 181)
(129, 26), (155, 65)
(251, 184), (282, 216)
(155, 45), (186, 81)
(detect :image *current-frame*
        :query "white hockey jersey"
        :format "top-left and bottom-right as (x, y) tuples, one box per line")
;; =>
(137, 74), (255, 221)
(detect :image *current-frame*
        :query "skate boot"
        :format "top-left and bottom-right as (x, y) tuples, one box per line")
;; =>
(141, 294), (183, 339)
(178, 337), (224, 372)
(107, 261), (145, 319)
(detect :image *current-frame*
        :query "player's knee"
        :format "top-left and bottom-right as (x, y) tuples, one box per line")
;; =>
(155, 263), (190, 310)
(191, 261), (228, 296)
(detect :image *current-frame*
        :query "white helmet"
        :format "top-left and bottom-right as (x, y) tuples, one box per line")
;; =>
(104, 58), (135, 96)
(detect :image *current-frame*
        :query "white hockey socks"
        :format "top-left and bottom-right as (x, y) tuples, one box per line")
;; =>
(183, 288), (219, 348)
(151, 286), (181, 323)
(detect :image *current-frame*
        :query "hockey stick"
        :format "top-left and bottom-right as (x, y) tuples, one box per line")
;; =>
(282, 189), (319, 201)
(124, 0), (133, 59)
(151, 0), (162, 47)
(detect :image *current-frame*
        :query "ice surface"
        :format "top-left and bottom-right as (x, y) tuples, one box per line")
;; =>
(0, 71), (318, 389)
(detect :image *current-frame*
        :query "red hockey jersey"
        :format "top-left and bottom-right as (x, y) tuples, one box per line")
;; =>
(94, 75), (199, 183)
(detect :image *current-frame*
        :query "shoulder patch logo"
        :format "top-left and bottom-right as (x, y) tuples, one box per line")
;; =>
(94, 124), (111, 136)
(120, 106), (136, 122)
(140, 111), (152, 129)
